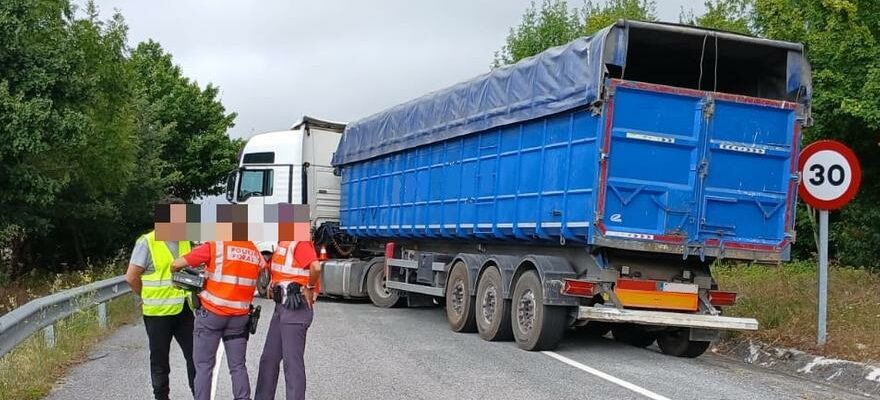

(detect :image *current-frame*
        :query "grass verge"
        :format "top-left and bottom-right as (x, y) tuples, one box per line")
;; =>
(1, 263), (123, 316)
(714, 261), (880, 363)
(0, 294), (140, 400)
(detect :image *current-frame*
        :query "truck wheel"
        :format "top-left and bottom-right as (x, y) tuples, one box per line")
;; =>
(511, 270), (566, 351)
(657, 329), (711, 357)
(366, 261), (403, 308)
(475, 266), (512, 341)
(612, 324), (656, 348)
(445, 262), (477, 333)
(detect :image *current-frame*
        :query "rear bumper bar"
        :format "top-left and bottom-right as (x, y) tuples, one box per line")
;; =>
(577, 306), (759, 331)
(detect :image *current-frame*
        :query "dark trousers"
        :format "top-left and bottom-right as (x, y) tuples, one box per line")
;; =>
(144, 309), (196, 400)
(254, 303), (314, 400)
(193, 308), (251, 400)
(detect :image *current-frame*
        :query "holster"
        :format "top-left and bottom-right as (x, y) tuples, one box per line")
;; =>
(283, 282), (305, 310)
(247, 304), (261, 335)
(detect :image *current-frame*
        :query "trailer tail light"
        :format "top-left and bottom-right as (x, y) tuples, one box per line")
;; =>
(708, 291), (738, 307)
(384, 242), (396, 276)
(385, 242), (396, 259)
(562, 279), (597, 297)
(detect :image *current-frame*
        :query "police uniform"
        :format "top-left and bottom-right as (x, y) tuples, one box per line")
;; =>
(130, 231), (195, 400)
(182, 241), (264, 400)
(254, 241), (319, 400)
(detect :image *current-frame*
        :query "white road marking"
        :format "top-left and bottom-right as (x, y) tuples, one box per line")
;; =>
(210, 345), (225, 400)
(542, 351), (672, 400)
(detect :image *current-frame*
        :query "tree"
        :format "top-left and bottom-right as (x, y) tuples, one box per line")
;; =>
(0, 0), (244, 276)
(493, 0), (657, 67)
(680, 0), (754, 35)
(581, 0), (657, 34)
(129, 41), (243, 201)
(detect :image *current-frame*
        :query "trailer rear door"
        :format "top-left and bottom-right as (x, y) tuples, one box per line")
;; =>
(596, 79), (799, 259)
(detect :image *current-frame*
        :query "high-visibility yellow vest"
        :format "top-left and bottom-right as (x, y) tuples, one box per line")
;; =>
(140, 231), (191, 316)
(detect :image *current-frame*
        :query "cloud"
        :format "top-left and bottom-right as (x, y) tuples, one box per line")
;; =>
(93, 0), (700, 138)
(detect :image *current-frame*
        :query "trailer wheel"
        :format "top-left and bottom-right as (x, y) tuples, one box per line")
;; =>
(445, 262), (477, 332)
(511, 270), (566, 351)
(612, 324), (656, 348)
(366, 261), (403, 308)
(475, 266), (512, 341)
(657, 329), (711, 358)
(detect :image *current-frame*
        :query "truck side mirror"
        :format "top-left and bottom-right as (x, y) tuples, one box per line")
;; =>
(225, 170), (237, 203)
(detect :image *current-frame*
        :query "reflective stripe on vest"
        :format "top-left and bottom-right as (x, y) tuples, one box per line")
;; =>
(208, 272), (258, 286)
(141, 279), (174, 287)
(270, 241), (311, 285)
(200, 290), (250, 310)
(199, 241), (261, 316)
(140, 232), (191, 316)
(142, 297), (186, 306)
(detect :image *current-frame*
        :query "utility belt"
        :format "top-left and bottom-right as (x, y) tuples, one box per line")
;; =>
(272, 282), (307, 310)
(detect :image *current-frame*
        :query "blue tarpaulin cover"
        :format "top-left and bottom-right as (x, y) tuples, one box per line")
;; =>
(332, 27), (613, 165)
(333, 20), (811, 166)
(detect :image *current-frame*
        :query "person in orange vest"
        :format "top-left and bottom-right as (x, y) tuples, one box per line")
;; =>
(172, 240), (265, 400)
(253, 241), (321, 400)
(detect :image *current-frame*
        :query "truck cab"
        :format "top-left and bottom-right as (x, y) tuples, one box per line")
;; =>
(225, 116), (357, 296)
(226, 116), (345, 252)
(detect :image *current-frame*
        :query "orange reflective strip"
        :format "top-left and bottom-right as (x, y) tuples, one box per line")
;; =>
(614, 288), (698, 311)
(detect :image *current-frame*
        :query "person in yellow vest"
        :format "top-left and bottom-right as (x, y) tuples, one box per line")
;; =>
(125, 196), (195, 400)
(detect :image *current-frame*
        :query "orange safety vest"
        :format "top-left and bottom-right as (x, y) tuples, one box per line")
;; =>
(270, 241), (318, 292)
(199, 241), (262, 317)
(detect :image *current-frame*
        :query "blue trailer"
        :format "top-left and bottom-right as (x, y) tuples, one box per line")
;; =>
(332, 20), (812, 355)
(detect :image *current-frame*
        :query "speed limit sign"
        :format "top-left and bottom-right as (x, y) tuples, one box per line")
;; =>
(798, 140), (861, 210)
(797, 139), (861, 346)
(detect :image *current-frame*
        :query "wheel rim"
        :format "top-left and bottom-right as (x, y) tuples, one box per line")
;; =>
(374, 270), (392, 299)
(480, 285), (498, 325)
(516, 289), (536, 334)
(450, 279), (466, 315)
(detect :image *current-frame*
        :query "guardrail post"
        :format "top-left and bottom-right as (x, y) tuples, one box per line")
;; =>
(97, 302), (107, 329)
(43, 325), (55, 348)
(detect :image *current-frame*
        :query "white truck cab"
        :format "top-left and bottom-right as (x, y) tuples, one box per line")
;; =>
(225, 116), (346, 255)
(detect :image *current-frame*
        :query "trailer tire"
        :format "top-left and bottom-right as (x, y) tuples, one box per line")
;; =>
(475, 266), (512, 341)
(445, 262), (477, 333)
(612, 324), (656, 348)
(366, 261), (403, 308)
(657, 329), (711, 358)
(511, 270), (566, 351)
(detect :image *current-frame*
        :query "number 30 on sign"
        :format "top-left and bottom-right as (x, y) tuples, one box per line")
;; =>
(798, 140), (861, 210)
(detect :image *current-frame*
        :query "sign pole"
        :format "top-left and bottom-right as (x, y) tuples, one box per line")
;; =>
(799, 140), (861, 346)
(817, 209), (829, 346)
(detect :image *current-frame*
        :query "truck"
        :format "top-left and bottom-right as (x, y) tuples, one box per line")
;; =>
(227, 20), (812, 357)
(224, 116), (357, 297)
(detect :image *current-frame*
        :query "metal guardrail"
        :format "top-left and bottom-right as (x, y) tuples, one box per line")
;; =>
(0, 275), (131, 358)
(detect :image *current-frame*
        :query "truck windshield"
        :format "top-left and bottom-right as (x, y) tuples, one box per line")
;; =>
(238, 169), (273, 201)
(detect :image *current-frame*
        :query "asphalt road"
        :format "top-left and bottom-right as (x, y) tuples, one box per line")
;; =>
(46, 298), (867, 400)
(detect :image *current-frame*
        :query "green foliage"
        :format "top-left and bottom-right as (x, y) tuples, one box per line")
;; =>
(581, 0), (657, 35)
(680, 0), (754, 34)
(493, 0), (656, 67)
(129, 41), (243, 199)
(0, 0), (241, 274)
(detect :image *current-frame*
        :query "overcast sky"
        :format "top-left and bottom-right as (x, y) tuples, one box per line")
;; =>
(91, 1), (705, 139)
